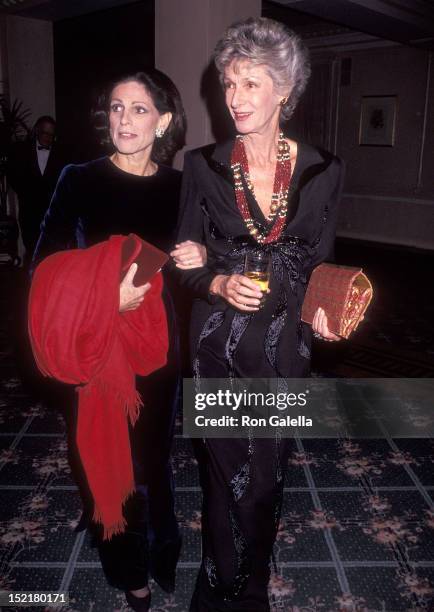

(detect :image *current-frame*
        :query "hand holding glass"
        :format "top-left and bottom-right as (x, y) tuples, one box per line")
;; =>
(244, 251), (271, 306)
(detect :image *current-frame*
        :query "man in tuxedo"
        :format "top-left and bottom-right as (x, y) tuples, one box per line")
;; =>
(7, 115), (65, 265)
(7, 116), (69, 404)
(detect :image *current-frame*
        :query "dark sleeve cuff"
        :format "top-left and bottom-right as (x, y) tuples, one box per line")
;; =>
(183, 268), (220, 304)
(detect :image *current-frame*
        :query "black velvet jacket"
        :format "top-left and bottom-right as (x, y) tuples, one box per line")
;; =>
(34, 156), (182, 262)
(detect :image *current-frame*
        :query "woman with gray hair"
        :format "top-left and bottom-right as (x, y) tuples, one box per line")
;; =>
(174, 17), (344, 611)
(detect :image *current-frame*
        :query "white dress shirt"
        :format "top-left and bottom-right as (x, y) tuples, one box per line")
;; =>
(36, 143), (50, 175)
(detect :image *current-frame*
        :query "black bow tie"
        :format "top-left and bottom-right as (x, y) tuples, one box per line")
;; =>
(38, 145), (51, 151)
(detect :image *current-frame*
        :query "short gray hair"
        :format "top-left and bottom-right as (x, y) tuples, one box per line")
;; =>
(214, 17), (311, 121)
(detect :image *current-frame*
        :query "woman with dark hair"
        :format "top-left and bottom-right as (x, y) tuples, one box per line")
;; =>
(33, 68), (205, 611)
(174, 17), (343, 612)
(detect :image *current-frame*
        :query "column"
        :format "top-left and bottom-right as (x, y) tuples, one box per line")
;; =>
(155, 0), (261, 164)
(6, 15), (55, 125)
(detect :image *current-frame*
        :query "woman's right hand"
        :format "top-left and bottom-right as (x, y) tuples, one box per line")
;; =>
(209, 274), (263, 312)
(119, 263), (151, 312)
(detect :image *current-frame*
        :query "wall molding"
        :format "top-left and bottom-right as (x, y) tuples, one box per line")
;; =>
(417, 51), (432, 190)
(343, 193), (434, 206)
(306, 31), (399, 53)
(338, 193), (434, 250)
(336, 229), (434, 251)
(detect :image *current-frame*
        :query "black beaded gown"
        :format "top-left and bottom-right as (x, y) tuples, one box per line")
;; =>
(177, 140), (345, 611)
(33, 156), (183, 592)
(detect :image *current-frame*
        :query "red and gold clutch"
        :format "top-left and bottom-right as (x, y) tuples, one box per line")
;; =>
(301, 263), (373, 339)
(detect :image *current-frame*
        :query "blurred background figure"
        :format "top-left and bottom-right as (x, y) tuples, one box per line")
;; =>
(7, 115), (65, 266)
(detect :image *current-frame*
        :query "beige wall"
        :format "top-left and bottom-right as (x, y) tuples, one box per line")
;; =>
(337, 46), (431, 198)
(155, 0), (261, 164)
(0, 16), (7, 97)
(6, 15), (55, 124)
(327, 45), (434, 249)
(3, 15), (55, 255)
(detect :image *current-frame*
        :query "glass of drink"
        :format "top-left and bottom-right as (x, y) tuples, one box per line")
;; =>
(244, 250), (271, 307)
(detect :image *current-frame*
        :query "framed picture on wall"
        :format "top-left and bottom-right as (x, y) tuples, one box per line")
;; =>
(359, 95), (397, 146)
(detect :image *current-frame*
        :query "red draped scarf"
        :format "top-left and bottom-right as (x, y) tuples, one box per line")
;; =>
(28, 235), (168, 539)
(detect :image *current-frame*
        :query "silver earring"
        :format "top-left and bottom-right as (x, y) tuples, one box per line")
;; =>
(155, 127), (165, 138)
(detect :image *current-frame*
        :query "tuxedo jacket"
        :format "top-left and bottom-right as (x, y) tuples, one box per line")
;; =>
(7, 140), (66, 254)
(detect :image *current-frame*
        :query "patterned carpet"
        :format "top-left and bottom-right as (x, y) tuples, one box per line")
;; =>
(1, 241), (434, 611)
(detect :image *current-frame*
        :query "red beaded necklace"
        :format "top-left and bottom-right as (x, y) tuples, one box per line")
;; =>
(231, 132), (292, 244)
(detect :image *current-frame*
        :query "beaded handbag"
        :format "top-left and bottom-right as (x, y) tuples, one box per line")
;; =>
(301, 263), (373, 339)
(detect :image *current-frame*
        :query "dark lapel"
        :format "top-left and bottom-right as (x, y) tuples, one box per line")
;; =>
(211, 139), (234, 166)
(43, 144), (57, 179)
(296, 144), (334, 191)
(201, 139), (235, 185)
(30, 142), (43, 177)
(200, 139), (335, 192)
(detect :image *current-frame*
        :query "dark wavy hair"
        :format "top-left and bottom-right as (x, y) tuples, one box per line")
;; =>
(93, 68), (186, 164)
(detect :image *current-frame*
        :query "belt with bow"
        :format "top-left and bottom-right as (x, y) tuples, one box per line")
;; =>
(194, 232), (318, 381)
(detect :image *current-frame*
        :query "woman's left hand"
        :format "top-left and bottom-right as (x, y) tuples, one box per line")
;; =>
(170, 240), (207, 269)
(312, 307), (341, 342)
(119, 264), (151, 313)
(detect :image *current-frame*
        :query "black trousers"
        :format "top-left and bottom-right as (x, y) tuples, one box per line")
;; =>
(190, 436), (290, 611)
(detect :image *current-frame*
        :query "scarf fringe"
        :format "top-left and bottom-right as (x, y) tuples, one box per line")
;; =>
(81, 377), (143, 425)
(128, 389), (143, 426)
(93, 481), (136, 540)
(101, 516), (127, 540)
